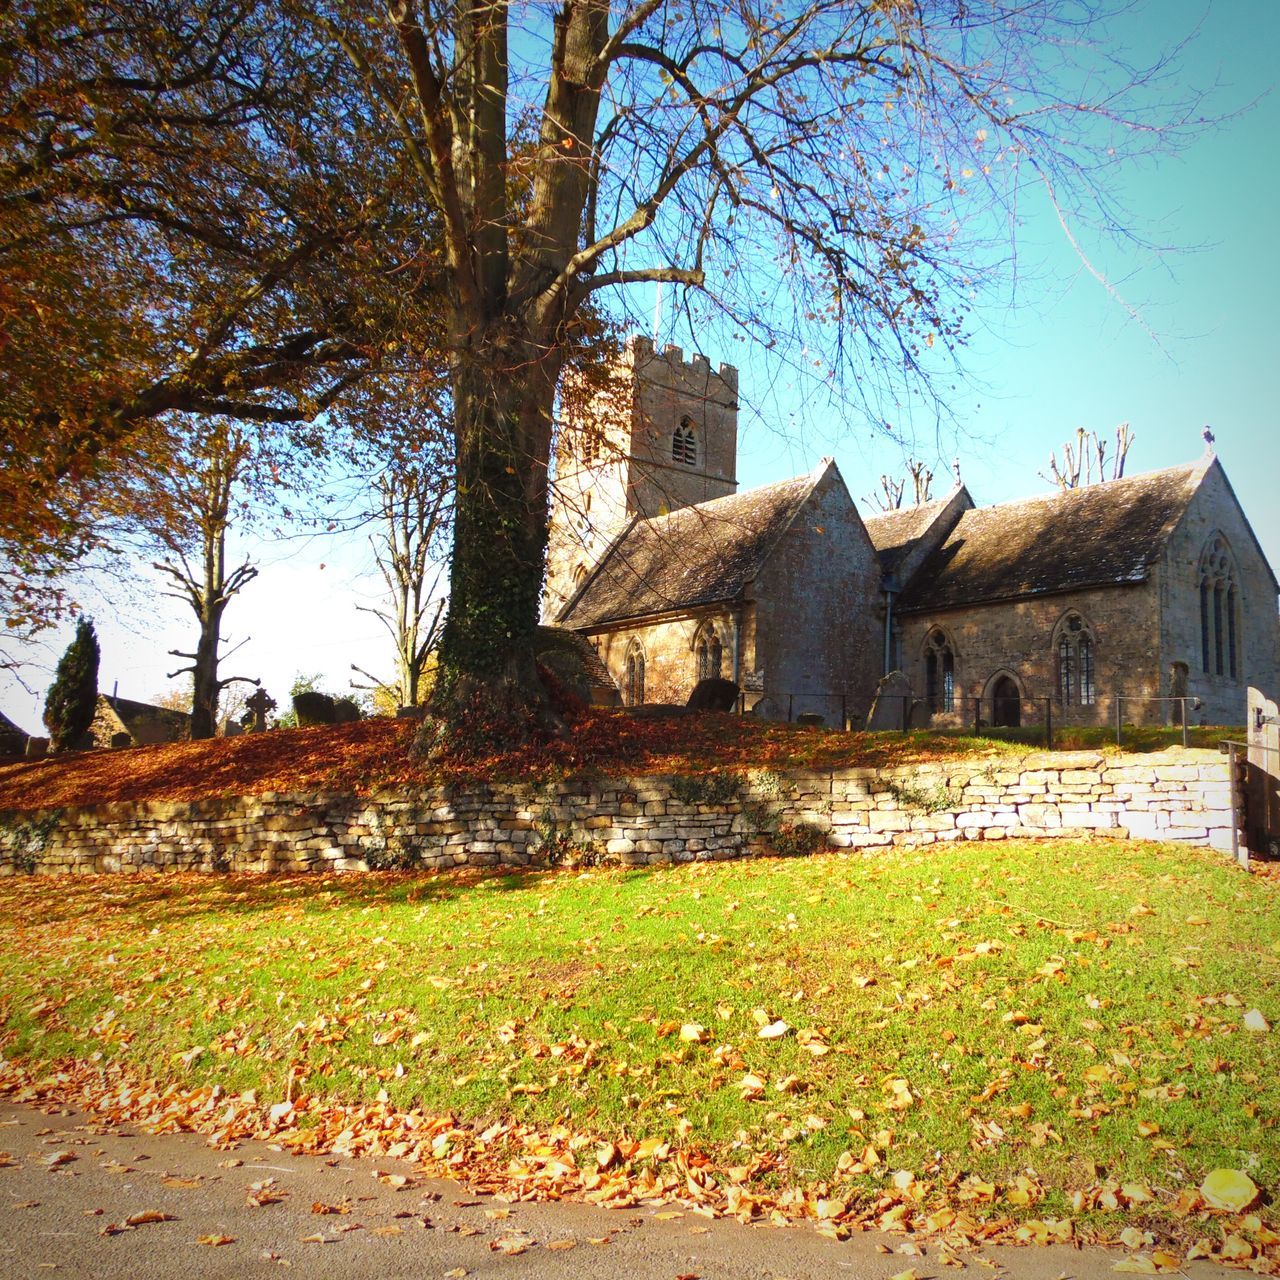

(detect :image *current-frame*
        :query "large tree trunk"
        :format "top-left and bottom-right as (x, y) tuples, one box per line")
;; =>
(189, 601), (225, 740)
(422, 337), (562, 747)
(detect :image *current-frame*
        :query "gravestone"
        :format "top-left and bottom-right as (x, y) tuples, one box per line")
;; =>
(110, 731), (132, 749)
(24, 736), (48, 759)
(867, 671), (913, 731)
(687, 678), (739, 712)
(908, 699), (932, 730)
(244, 687), (276, 733)
(750, 696), (779, 720)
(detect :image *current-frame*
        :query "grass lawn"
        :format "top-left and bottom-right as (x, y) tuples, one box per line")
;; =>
(1, 839), (1277, 1262)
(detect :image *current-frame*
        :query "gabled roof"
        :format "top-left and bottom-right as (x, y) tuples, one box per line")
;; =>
(0, 709), (27, 739)
(535, 626), (617, 691)
(863, 492), (963, 580)
(897, 462), (1205, 613)
(560, 465), (827, 629)
(99, 694), (191, 733)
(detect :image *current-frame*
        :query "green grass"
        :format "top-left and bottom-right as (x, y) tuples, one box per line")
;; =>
(1, 840), (1276, 1234)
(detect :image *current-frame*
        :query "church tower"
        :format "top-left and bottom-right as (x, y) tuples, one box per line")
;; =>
(544, 336), (739, 619)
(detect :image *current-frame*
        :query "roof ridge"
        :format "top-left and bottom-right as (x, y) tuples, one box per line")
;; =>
(970, 461), (1200, 515)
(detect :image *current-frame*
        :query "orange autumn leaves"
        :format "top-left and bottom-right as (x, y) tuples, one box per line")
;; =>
(0, 710), (990, 812)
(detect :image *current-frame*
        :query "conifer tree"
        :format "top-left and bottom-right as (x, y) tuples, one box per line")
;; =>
(42, 618), (100, 751)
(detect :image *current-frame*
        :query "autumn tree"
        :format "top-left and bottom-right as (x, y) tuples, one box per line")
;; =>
(1041, 424), (1135, 490)
(0, 0), (445, 647)
(306, 0), (1201, 743)
(42, 617), (99, 751)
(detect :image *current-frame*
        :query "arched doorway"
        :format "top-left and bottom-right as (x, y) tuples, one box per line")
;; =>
(991, 675), (1021, 727)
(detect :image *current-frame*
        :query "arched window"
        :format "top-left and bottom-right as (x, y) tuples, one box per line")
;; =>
(923, 629), (955, 712)
(695, 627), (723, 682)
(672, 418), (698, 466)
(624, 642), (646, 706)
(1199, 536), (1239, 679)
(1054, 612), (1096, 706)
(572, 563), (589, 592)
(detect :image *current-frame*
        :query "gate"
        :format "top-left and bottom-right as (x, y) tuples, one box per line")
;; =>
(1232, 688), (1280, 863)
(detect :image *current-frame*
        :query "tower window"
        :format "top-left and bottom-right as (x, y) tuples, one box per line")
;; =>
(672, 418), (698, 466)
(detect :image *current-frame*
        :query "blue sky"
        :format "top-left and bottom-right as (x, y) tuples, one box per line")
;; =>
(2, 0), (1277, 732)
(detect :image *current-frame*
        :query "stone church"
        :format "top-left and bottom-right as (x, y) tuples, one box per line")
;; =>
(543, 337), (1279, 727)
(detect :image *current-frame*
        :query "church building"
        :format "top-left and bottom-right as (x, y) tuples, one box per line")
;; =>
(544, 337), (1279, 727)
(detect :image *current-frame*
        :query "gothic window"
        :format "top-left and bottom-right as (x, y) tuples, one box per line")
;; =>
(1054, 613), (1096, 706)
(624, 642), (646, 706)
(672, 417), (698, 466)
(923, 629), (955, 712)
(1199, 536), (1239, 679)
(572, 564), (588, 591)
(696, 628), (723, 681)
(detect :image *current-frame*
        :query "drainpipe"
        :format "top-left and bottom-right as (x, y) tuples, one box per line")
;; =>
(731, 605), (743, 685)
(882, 576), (899, 675)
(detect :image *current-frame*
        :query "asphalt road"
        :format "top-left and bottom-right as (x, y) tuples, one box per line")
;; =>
(0, 1099), (1237, 1280)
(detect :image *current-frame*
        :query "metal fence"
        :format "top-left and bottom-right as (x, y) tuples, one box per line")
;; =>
(751, 689), (1216, 751)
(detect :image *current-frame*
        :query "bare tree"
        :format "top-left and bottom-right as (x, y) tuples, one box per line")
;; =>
(307, 0), (1201, 740)
(870, 460), (934, 512)
(141, 424), (262, 739)
(1042, 424), (1135, 490)
(352, 467), (450, 709)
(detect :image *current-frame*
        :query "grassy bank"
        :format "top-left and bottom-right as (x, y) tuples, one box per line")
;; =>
(0, 838), (1276, 1260)
(0, 710), (1226, 811)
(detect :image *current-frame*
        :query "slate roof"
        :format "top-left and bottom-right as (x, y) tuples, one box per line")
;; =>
(100, 695), (191, 734)
(560, 469), (821, 628)
(0, 709), (27, 740)
(863, 494), (959, 581)
(897, 462), (1204, 613)
(535, 626), (617, 691)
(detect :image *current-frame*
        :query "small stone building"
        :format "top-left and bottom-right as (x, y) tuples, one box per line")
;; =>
(90, 694), (191, 748)
(545, 338), (1279, 726)
(0, 709), (27, 756)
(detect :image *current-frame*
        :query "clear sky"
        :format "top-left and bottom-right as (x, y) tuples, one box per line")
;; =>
(2, 0), (1277, 734)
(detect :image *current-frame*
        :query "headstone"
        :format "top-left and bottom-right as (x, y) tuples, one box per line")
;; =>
(220, 718), (243, 737)
(293, 690), (336, 726)
(332, 697), (362, 724)
(908, 699), (932, 730)
(867, 671), (913, 732)
(751, 696), (779, 720)
(687, 678), (739, 712)
(24, 736), (48, 759)
(110, 731), (132, 749)
(396, 705), (426, 719)
(244, 687), (276, 733)
(1169, 661), (1189, 725)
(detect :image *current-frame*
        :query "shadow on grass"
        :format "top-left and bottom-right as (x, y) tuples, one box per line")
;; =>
(0, 861), (660, 931)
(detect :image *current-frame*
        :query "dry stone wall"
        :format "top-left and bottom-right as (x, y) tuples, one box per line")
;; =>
(0, 750), (1235, 877)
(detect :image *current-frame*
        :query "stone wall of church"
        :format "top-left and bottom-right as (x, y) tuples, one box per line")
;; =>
(1159, 461), (1280, 724)
(590, 606), (749, 708)
(752, 465), (883, 725)
(897, 583), (1165, 727)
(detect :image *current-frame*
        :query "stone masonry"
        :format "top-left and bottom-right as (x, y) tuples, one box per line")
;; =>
(0, 749), (1235, 876)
